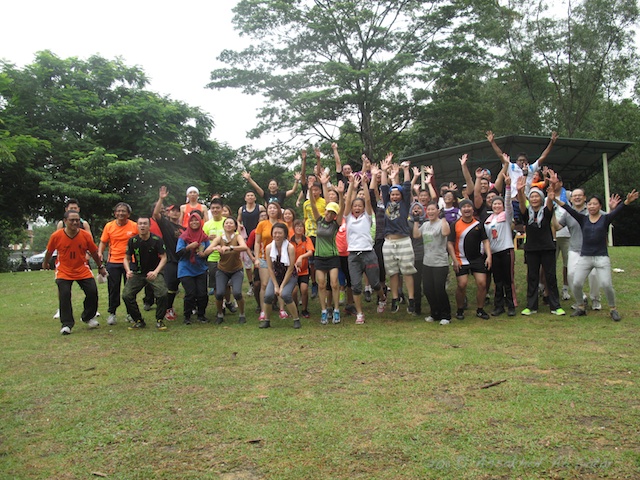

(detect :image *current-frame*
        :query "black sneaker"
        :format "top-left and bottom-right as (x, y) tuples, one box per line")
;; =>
(184, 317), (192, 325)
(128, 320), (146, 329)
(364, 290), (372, 302)
(198, 316), (209, 324)
(143, 303), (153, 311)
(301, 310), (310, 318)
(238, 315), (246, 324)
(391, 299), (399, 313)
(215, 315), (224, 325)
(456, 309), (465, 320)
(345, 304), (357, 316)
(476, 309), (490, 320)
(407, 299), (415, 315)
(507, 308), (516, 317)
(491, 308), (505, 317)
(259, 320), (271, 329)
(156, 320), (167, 330)
(610, 309), (622, 322)
(293, 319), (301, 329)
(571, 309), (587, 317)
(226, 301), (238, 313)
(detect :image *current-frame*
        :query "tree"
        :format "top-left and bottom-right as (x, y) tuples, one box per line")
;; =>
(208, 0), (461, 160)
(0, 51), (239, 239)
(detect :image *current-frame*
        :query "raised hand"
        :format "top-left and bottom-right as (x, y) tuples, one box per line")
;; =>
(159, 185), (169, 199)
(448, 182), (457, 192)
(412, 166), (420, 178)
(459, 153), (468, 166)
(301, 150), (307, 160)
(551, 131), (559, 143)
(502, 152), (510, 164)
(331, 142), (338, 151)
(242, 171), (251, 180)
(486, 130), (494, 143)
(314, 147), (321, 158)
(503, 172), (511, 186)
(625, 189), (639, 205)
(319, 171), (330, 185)
(516, 175), (526, 192)
(294, 171), (302, 181)
(335, 180), (345, 194)
(424, 165), (434, 176)
(610, 193), (622, 210)
(475, 167), (484, 179)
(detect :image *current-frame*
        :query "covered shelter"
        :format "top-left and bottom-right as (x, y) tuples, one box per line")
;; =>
(401, 135), (633, 193)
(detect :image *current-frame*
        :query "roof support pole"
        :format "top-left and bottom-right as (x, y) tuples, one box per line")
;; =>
(602, 152), (613, 246)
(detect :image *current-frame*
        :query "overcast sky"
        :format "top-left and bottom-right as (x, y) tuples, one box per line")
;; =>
(0, 0), (263, 149)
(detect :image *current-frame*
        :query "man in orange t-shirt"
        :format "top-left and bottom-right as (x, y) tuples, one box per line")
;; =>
(98, 202), (138, 325)
(44, 210), (106, 335)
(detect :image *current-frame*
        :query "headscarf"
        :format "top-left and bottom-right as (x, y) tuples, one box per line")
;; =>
(527, 187), (545, 227)
(410, 201), (426, 223)
(485, 196), (506, 225)
(180, 212), (209, 263)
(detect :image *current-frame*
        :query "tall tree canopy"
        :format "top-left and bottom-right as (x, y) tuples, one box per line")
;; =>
(0, 51), (239, 256)
(209, 0), (461, 161)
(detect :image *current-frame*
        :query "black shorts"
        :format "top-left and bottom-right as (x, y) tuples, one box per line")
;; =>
(314, 255), (341, 272)
(455, 257), (488, 277)
(297, 274), (309, 286)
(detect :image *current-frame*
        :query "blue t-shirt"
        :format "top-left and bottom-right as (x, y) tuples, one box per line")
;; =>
(176, 237), (210, 278)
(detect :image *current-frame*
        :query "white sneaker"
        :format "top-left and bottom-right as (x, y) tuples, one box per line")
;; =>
(424, 316), (435, 322)
(87, 318), (100, 328)
(355, 313), (365, 324)
(247, 287), (254, 297)
(107, 314), (116, 325)
(439, 319), (451, 325)
(591, 299), (602, 310)
(562, 287), (571, 300)
(53, 309), (60, 319)
(60, 326), (71, 335)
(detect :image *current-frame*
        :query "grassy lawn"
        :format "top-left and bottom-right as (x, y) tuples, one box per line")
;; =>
(1, 248), (639, 479)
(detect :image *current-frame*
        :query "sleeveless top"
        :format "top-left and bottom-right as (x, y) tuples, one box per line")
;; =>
(241, 204), (262, 235)
(218, 234), (243, 273)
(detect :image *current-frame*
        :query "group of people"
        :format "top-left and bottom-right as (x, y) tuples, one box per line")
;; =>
(44, 134), (637, 335)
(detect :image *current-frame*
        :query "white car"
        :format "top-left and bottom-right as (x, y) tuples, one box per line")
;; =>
(26, 250), (48, 270)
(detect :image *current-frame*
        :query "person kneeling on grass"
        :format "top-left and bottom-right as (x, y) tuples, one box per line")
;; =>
(44, 210), (107, 335)
(122, 216), (169, 331)
(261, 223), (301, 329)
(210, 217), (249, 325)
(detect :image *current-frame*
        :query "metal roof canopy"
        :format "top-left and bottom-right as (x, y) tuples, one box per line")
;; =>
(401, 135), (633, 190)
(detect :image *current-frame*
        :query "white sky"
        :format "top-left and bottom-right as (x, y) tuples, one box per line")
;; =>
(0, 0), (263, 149)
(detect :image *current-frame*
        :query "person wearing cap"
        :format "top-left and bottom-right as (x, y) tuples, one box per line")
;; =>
(310, 171), (345, 325)
(516, 176), (565, 316)
(380, 154), (417, 315)
(153, 186), (185, 321)
(447, 197), (492, 320)
(179, 186), (207, 228)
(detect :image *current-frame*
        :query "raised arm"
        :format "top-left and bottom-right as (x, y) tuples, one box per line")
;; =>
(285, 172), (301, 198)
(473, 167), (485, 209)
(536, 131), (559, 167)
(516, 176), (527, 214)
(332, 143), (342, 174)
(154, 186), (169, 222)
(486, 130), (505, 161)
(335, 180), (345, 225)
(460, 154), (474, 197)
(343, 175), (357, 217)
(493, 159), (509, 194)
(242, 171), (264, 199)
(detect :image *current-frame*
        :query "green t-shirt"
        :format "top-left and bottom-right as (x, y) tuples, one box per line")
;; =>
(203, 217), (225, 262)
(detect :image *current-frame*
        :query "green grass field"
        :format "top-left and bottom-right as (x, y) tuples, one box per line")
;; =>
(1, 248), (639, 479)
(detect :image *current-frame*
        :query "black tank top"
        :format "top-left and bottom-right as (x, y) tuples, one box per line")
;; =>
(242, 205), (261, 235)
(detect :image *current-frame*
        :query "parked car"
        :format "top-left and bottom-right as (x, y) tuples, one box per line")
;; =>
(26, 250), (48, 271)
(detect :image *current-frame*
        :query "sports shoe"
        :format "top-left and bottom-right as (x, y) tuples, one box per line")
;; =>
(293, 319), (301, 329)
(198, 316), (210, 324)
(476, 309), (490, 320)
(333, 309), (341, 324)
(551, 308), (566, 316)
(311, 283), (318, 299)
(301, 310), (310, 318)
(143, 303), (153, 311)
(491, 308), (505, 317)
(591, 299), (602, 311)
(339, 291), (346, 305)
(208, 287), (215, 296)
(128, 320), (146, 329)
(521, 308), (537, 316)
(610, 309), (622, 321)
(107, 314), (117, 325)
(407, 299), (416, 315)
(377, 300), (386, 313)
(364, 289), (372, 302)
(571, 309), (587, 317)
(258, 311), (266, 321)
(238, 315), (246, 324)
(60, 326), (71, 335)
(345, 304), (357, 316)
(86, 318), (100, 329)
(126, 314), (134, 323)
(456, 309), (464, 320)
(259, 320), (271, 328)
(226, 301), (238, 313)
(247, 287), (254, 297)
(279, 309), (289, 319)
(391, 299), (399, 313)
(424, 316), (435, 323)
(507, 308), (516, 316)
(184, 317), (192, 325)
(562, 286), (571, 300)
(215, 314), (224, 325)
(355, 313), (365, 324)
(156, 320), (167, 330)
(439, 319), (451, 325)
(165, 308), (177, 321)
(320, 310), (328, 325)
(53, 309), (60, 319)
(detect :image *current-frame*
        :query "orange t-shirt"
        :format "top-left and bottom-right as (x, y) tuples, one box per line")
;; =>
(100, 220), (138, 263)
(181, 203), (207, 228)
(255, 219), (277, 260)
(47, 229), (98, 280)
(291, 236), (314, 276)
